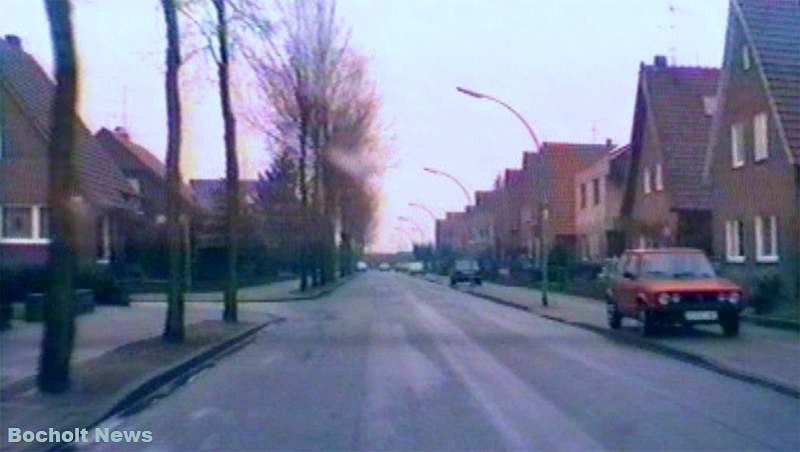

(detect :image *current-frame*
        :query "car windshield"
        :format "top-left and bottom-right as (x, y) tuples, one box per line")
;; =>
(640, 253), (716, 279)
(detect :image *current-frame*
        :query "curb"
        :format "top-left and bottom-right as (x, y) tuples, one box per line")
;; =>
(740, 314), (800, 332)
(30, 317), (285, 452)
(89, 317), (284, 429)
(430, 280), (800, 400)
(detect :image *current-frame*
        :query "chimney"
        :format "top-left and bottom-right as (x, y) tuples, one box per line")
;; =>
(606, 138), (614, 149)
(5, 35), (22, 49)
(113, 126), (130, 141)
(653, 55), (668, 69)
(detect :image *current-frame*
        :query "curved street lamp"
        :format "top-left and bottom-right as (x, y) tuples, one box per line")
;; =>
(456, 85), (550, 306)
(423, 167), (472, 206)
(408, 202), (439, 222)
(398, 216), (426, 242)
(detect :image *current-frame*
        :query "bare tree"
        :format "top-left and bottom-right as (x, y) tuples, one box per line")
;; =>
(209, 0), (241, 322)
(38, 0), (79, 393)
(162, 0), (186, 342)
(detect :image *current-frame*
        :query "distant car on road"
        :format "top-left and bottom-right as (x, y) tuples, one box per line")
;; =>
(605, 248), (743, 336)
(408, 261), (424, 275)
(450, 259), (481, 286)
(378, 262), (391, 271)
(356, 261), (368, 272)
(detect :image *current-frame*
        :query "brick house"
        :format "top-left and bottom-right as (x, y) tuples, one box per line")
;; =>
(525, 142), (608, 265)
(494, 167), (530, 261)
(0, 35), (136, 274)
(435, 211), (470, 254)
(575, 143), (631, 262)
(95, 126), (196, 278)
(702, 0), (800, 305)
(620, 57), (720, 253)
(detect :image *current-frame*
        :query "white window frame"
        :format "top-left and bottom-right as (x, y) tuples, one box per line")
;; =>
(731, 123), (745, 168)
(0, 205), (51, 245)
(755, 215), (779, 263)
(654, 163), (664, 191)
(725, 220), (745, 263)
(742, 45), (751, 70)
(753, 112), (768, 162)
(643, 167), (652, 194)
(97, 214), (112, 264)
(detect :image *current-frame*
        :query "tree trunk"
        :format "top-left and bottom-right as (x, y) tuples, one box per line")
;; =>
(39, 0), (78, 393)
(161, 0), (185, 342)
(298, 119), (309, 292)
(214, 0), (239, 323)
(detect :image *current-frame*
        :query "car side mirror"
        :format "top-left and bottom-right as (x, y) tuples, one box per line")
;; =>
(622, 271), (636, 280)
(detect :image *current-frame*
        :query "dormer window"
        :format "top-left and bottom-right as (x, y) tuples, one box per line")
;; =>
(742, 45), (751, 70)
(702, 96), (717, 117)
(127, 178), (141, 195)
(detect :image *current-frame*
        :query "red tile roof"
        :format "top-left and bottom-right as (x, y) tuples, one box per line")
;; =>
(734, 0), (800, 161)
(96, 127), (195, 206)
(0, 37), (134, 209)
(640, 64), (720, 210)
(529, 142), (609, 234)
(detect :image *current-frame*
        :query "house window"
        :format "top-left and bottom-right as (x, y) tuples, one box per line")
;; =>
(643, 167), (652, 194)
(2, 206), (32, 239)
(654, 163), (664, 191)
(725, 220), (745, 263)
(38, 207), (51, 239)
(579, 183), (587, 209)
(755, 215), (778, 263)
(731, 122), (745, 168)
(754, 112), (768, 162)
(0, 205), (51, 243)
(592, 178), (601, 206)
(96, 215), (112, 263)
(742, 45), (751, 70)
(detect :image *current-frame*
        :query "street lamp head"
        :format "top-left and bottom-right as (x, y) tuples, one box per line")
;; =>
(423, 167), (437, 174)
(456, 86), (485, 99)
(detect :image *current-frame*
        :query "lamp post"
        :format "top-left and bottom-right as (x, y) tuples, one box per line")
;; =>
(423, 167), (472, 206)
(409, 202), (438, 222)
(398, 215), (426, 243)
(456, 86), (550, 306)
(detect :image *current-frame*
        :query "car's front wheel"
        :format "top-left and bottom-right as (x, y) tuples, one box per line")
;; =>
(720, 311), (740, 337)
(640, 310), (657, 336)
(607, 302), (621, 329)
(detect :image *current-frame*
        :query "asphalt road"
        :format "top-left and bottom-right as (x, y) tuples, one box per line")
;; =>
(84, 272), (800, 451)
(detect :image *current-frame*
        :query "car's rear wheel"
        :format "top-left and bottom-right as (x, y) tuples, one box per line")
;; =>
(720, 311), (740, 337)
(607, 302), (621, 329)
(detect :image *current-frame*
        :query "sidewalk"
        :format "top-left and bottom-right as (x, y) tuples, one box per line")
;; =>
(429, 276), (800, 396)
(2, 277), (353, 389)
(0, 318), (278, 452)
(130, 278), (343, 302)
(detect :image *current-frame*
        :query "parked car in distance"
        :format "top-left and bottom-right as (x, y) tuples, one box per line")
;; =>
(450, 259), (481, 286)
(378, 262), (391, 271)
(605, 248), (743, 336)
(356, 261), (368, 272)
(408, 261), (424, 275)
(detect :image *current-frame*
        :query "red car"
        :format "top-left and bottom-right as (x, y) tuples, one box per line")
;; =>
(605, 248), (743, 336)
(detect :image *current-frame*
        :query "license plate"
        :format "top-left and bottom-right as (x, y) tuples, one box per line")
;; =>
(685, 311), (718, 321)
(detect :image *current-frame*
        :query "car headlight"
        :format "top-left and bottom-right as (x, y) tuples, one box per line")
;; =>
(728, 292), (741, 304)
(658, 293), (671, 306)
(670, 293), (682, 303)
(717, 292), (728, 302)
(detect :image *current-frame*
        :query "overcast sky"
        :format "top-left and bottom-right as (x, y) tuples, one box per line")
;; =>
(1, 0), (729, 252)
